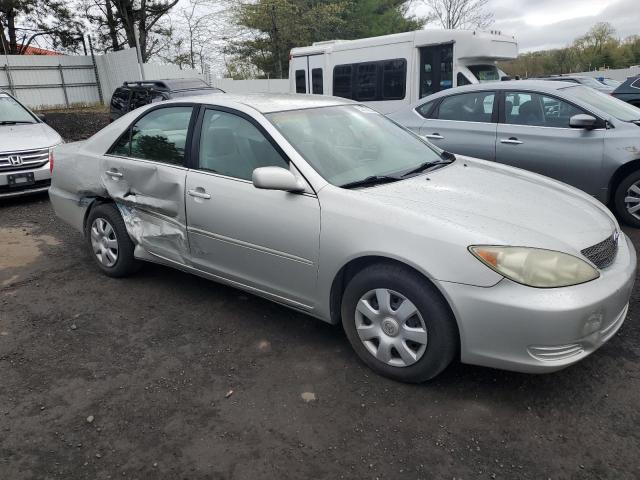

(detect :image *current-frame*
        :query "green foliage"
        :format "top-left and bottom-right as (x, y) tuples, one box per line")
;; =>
(501, 23), (640, 78)
(226, 0), (423, 78)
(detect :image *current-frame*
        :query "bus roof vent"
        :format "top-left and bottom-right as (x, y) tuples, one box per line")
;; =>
(312, 39), (347, 46)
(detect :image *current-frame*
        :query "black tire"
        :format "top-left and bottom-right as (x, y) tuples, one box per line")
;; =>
(614, 170), (640, 228)
(84, 203), (140, 277)
(341, 263), (458, 383)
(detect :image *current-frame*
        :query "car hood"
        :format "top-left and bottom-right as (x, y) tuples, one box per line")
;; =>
(361, 157), (617, 253)
(0, 123), (62, 152)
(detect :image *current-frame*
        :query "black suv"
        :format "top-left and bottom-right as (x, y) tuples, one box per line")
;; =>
(612, 75), (640, 108)
(109, 79), (224, 121)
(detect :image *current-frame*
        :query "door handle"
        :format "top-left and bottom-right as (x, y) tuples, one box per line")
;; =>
(424, 133), (444, 140)
(188, 188), (211, 200)
(500, 137), (523, 145)
(106, 169), (123, 178)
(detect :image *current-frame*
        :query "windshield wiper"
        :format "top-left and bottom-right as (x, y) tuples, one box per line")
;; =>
(340, 175), (401, 189)
(0, 120), (34, 125)
(401, 151), (456, 178)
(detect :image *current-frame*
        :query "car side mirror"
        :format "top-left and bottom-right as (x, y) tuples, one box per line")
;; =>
(570, 114), (597, 130)
(37, 113), (47, 123)
(252, 166), (306, 193)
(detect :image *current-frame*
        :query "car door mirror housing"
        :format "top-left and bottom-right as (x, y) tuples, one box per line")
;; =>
(570, 114), (597, 130)
(252, 167), (306, 193)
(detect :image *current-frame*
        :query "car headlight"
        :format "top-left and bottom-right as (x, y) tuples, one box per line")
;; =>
(469, 246), (599, 288)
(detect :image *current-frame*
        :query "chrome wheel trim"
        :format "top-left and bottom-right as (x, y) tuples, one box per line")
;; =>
(624, 182), (640, 220)
(90, 217), (119, 268)
(354, 288), (428, 368)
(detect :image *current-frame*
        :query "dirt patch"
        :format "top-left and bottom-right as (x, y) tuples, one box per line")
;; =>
(43, 111), (110, 142)
(0, 227), (60, 272)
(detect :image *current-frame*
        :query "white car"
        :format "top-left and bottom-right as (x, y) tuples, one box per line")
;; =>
(0, 91), (63, 199)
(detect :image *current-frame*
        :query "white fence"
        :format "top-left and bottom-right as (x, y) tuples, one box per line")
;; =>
(0, 48), (207, 109)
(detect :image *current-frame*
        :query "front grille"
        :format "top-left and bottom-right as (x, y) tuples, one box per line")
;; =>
(581, 232), (619, 269)
(0, 148), (49, 172)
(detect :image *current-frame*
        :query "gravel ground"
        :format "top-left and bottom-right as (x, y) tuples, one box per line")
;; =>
(1, 116), (639, 479)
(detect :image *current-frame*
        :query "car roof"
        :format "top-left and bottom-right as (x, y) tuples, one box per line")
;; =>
(420, 80), (576, 101)
(121, 78), (211, 91)
(167, 93), (357, 113)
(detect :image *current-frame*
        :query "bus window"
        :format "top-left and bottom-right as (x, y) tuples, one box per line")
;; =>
(382, 59), (407, 100)
(333, 65), (353, 99)
(468, 65), (500, 83)
(312, 68), (323, 94)
(355, 63), (378, 101)
(419, 44), (453, 98)
(295, 70), (306, 93)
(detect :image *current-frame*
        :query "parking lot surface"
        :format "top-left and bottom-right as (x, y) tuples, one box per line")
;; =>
(1, 194), (639, 480)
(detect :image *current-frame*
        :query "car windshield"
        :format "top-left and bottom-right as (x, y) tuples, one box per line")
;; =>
(267, 105), (444, 187)
(0, 93), (35, 124)
(564, 85), (640, 121)
(468, 65), (501, 83)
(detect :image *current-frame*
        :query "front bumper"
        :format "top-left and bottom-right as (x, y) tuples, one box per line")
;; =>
(439, 234), (636, 373)
(0, 162), (51, 199)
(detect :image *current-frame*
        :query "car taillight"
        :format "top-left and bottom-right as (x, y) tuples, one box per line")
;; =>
(49, 148), (54, 173)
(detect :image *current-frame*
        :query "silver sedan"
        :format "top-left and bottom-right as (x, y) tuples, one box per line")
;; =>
(49, 94), (636, 382)
(388, 81), (640, 228)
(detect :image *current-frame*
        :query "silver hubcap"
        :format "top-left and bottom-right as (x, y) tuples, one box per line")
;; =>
(355, 289), (428, 367)
(90, 218), (119, 267)
(624, 182), (640, 220)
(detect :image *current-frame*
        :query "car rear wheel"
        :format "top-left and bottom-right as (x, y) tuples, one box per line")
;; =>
(614, 170), (640, 228)
(341, 263), (458, 383)
(84, 203), (140, 277)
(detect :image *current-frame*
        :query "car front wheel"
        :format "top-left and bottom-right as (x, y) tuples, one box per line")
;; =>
(614, 170), (640, 228)
(341, 263), (458, 383)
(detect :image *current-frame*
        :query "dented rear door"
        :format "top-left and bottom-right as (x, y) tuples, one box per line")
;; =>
(101, 105), (196, 264)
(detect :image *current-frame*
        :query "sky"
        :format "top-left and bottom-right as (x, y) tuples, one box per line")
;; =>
(415, 0), (639, 52)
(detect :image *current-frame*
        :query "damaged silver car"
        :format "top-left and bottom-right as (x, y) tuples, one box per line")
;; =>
(50, 94), (636, 383)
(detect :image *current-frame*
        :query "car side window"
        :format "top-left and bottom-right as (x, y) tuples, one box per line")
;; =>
(437, 92), (495, 122)
(505, 92), (585, 128)
(198, 109), (289, 181)
(109, 106), (193, 166)
(416, 100), (435, 118)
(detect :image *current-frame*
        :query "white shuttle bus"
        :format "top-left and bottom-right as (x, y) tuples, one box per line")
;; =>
(289, 29), (518, 114)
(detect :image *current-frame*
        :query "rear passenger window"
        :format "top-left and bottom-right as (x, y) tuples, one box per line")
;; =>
(437, 92), (495, 122)
(312, 68), (323, 94)
(109, 106), (193, 165)
(295, 70), (306, 93)
(416, 101), (435, 118)
(198, 109), (288, 181)
(111, 89), (129, 110)
(333, 59), (406, 101)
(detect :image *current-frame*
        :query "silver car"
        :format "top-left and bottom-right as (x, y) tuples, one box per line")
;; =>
(49, 94), (636, 382)
(388, 81), (640, 227)
(0, 91), (63, 199)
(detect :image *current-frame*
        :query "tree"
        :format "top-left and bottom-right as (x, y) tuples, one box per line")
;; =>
(421, 0), (493, 30)
(226, 0), (422, 78)
(0, 0), (83, 54)
(82, 0), (178, 61)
